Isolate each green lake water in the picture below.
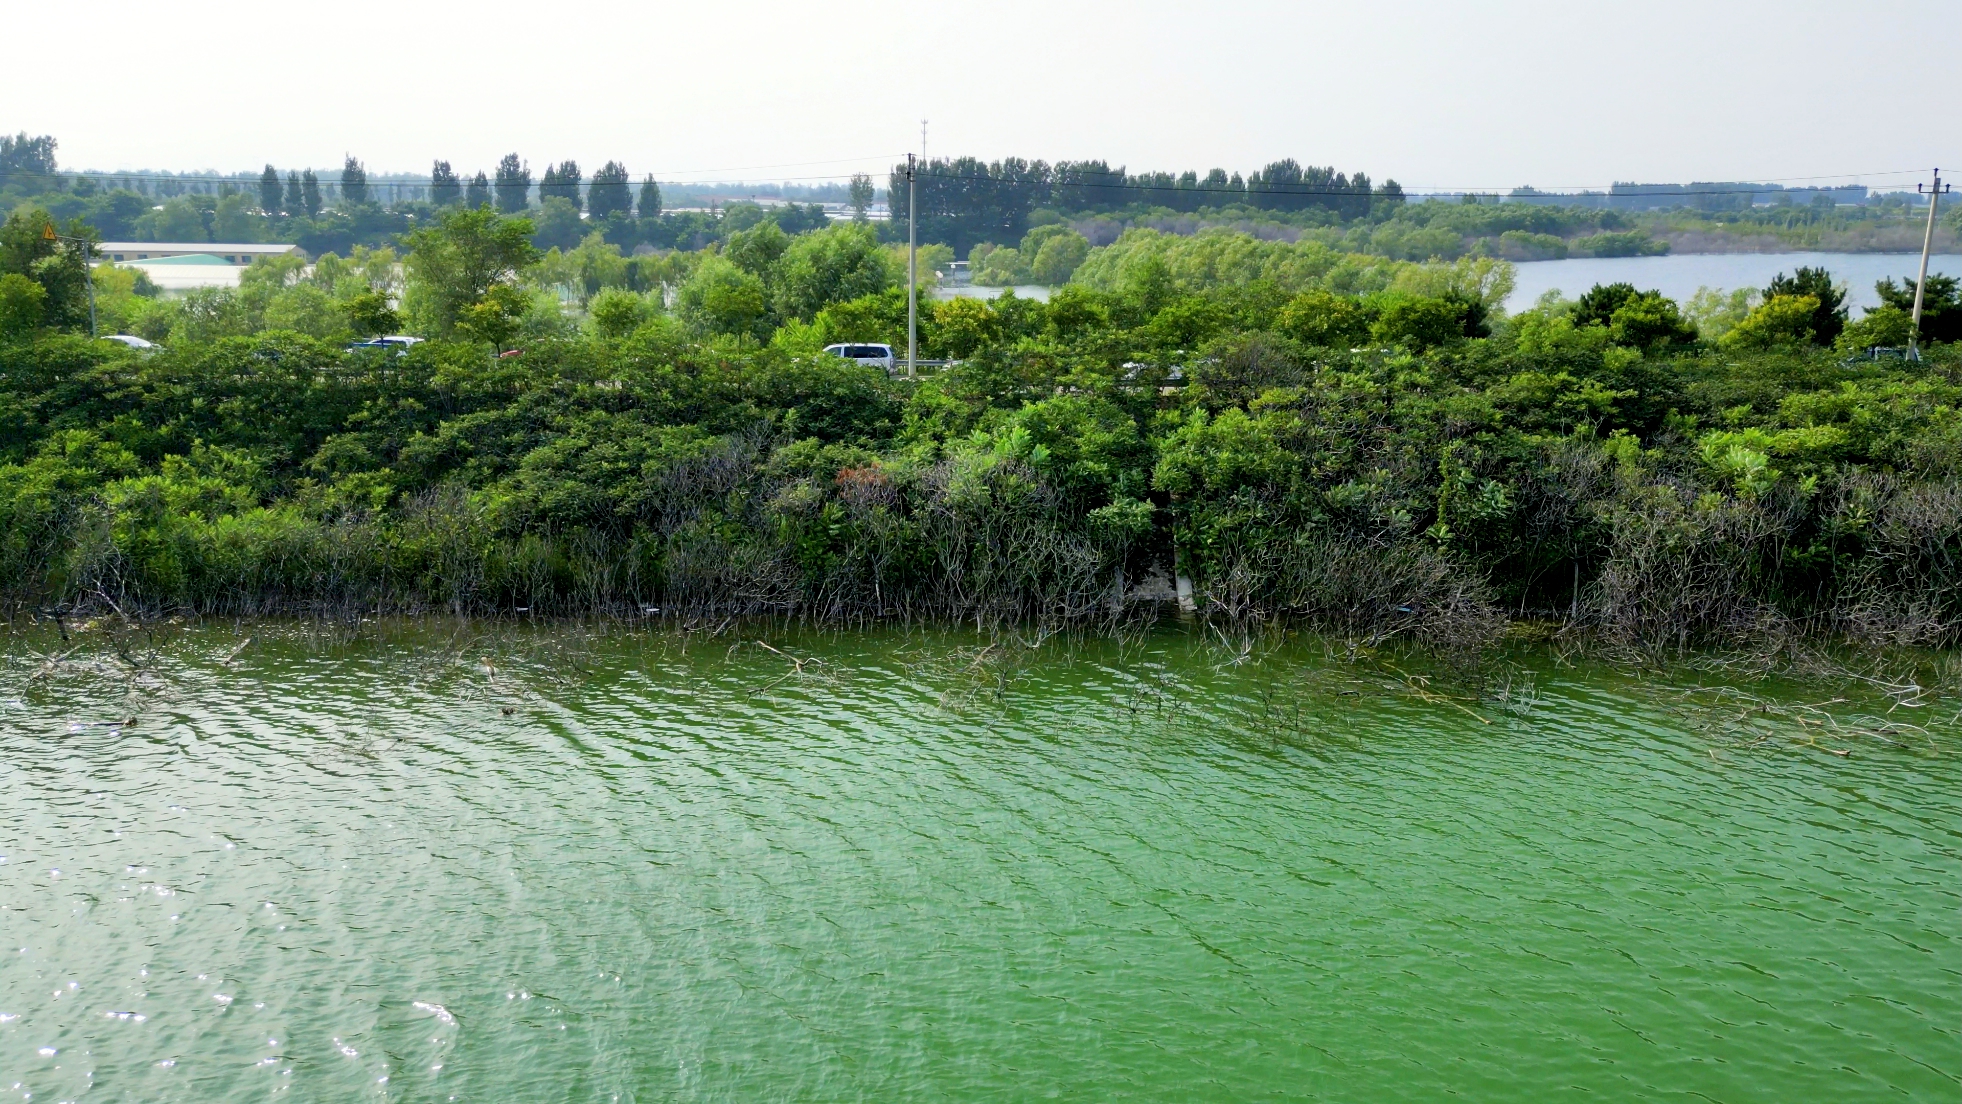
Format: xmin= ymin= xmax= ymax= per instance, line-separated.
xmin=1 ymin=624 xmax=1956 ymax=1101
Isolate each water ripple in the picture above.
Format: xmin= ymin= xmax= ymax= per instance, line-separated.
xmin=1 ymin=625 xmax=1955 ymax=1102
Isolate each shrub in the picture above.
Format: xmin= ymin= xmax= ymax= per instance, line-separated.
xmin=1720 ymin=295 xmax=1820 ymax=351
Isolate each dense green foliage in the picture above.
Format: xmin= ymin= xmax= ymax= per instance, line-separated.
xmin=2 ymin=199 xmax=1957 ymax=652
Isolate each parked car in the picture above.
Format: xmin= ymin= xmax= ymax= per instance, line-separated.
xmin=344 ymin=335 xmax=425 ymax=353
xmin=98 ymin=334 xmax=158 ymax=352
xmin=824 ymin=343 xmax=895 ymax=370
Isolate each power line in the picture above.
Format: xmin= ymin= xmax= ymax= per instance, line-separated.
xmin=1408 ymin=168 xmax=1940 ymax=190
xmin=0 ymin=154 xmax=910 ymax=188
xmin=881 ymin=168 xmax=1918 ymax=202
xmin=0 ymin=163 xmax=1934 ymax=199
xmin=877 ymin=160 xmax=1937 ymax=193
xmin=9 ymin=165 xmax=1924 ymax=210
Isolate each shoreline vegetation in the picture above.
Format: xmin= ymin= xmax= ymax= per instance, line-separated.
xmin=4 ymin=136 xmax=1960 ymax=662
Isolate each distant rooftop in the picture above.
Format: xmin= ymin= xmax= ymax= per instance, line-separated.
xmin=99 ymin=242 xmax=303 ymax=267
xmin=99 ymin=242 xmax=300 ymax=255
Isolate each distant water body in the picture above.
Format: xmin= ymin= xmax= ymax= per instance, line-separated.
xmin=936 ymin=254 xmax=1959 ymax=316
xmin=932 ymin=283 xmax=1052 ymax=302
xmin=1506 ymin=252 xmax=1961 ymax=313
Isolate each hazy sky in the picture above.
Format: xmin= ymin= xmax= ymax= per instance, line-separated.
xmin=10 ymin=0 xmax=1955 ymax=192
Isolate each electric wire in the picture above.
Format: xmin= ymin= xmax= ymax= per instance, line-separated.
xmin=0 ymin=163 xmax=1934 ymax=202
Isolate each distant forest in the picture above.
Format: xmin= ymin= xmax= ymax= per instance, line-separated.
xmin=1 ymin=131 xmax=1953 ymax=266
xmin=888 ymin=158 xmax=1393 ymax=255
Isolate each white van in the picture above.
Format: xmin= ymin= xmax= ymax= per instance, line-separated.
xmin=345 ymin=335 xmax=425 ymax=352
xmin=824 ymin=343 xmax=895 ymax=370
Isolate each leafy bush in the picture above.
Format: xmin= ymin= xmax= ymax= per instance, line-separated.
xmin=1720 ymin=295 xmax=1820 ymax=351
xmin=0 ymin=209 xmax=1953 ymax=650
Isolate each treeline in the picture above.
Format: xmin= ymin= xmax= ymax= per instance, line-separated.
xmin=889 ymin=157 xmax=1396 ymax=254
xmin=893 ymin=158 xmax=1676 ymax=268
xmin=893 ymin=152 xmax=1959 ymax=267
xmin=2 ymin=200 xmax=1958 ymax=653
xmin=0 ymin=134 xmax=861 ymax=260
xmin=12 ymin=129 xmax=1954 ymax=280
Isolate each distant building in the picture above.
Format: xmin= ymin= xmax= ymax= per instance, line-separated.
xmin=1500 ymin=183 xmax=1873 ymax=212
xmin=98 ymin=242 xmax=301 ymax=265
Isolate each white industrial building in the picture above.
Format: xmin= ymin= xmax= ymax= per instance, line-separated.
xmin=98 ymin=242 xmax=302 ymax=264
xmin=98 ymin=242 xmax=303 ymax=291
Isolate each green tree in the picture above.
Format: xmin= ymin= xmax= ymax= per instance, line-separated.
xmin=1369 ymin=294 xmax=1466 ymax=351
xmin=1719 ymin=294 xmax=1818 ymax=351
xmin=1682 ymin=287 xmax=1758 ymax=341
xmin=1876 ymin=274 xmax=1961 ymax=345
xmin=300 ymin=170 xmax=323 ymax=217
xmin=539 ymin=160 xmax=582 ymax=212
xmin=922 ymin=296 xmax=999 ymax=359
xmin=1573 ymin=282 xmax=1639 ymax=328
xmin=401 ymin=206 xmax=541 ymax=336
xmin=212 ymin=194 xmax=262 ymax=242
xmin=998 ymin=394 xmax=1152 ymax=506
xmin=340 ymin=156 xmax=368 ymax=206
xmin=970 ymin=243 xmax=1030 ymax=286
xmin=775 ymin=223 xmax=895 ymax=321
xmin=135 ymin=197 xmax=209 ymax=241
xmin=531 ymin=197 xmax=584 ymax=251
xmin=676 ymin=255 xmax=768 ymax=337
xmin=0 ymin=133 xmax=57 ymax=180
xmin=466 ymin=172 xmax=491 ymax=209
xmin=638 ymin=176 xmax=662 ymax=219
xmin=1763 ymin=266 xmax=1845 ymax=345
xmin=1030 ymin=229 xmax=1090 ymax=284
xmin=588 ymin=161 xmax=631 ymax=220
xmin=258 ymin=165 xmax=283 ymax=215
xmin=587 ymin=287 xmax=649 ymax=338
xmin=456 ymin=284 xmax=529 ymax=350
xmin=0 ymin=272 xmax=46 ymax=336
xmin=725 ymin=220 xmax=790 ymax=278
xmin=494 ymin=154 xmax=531 ymax=214
xmin=344 ymin=289 xmax=400 ymax=337
xmin=0 ymin=209 xmax=93 ymax=330
xmin=284 ymin=171 xmax=305 ymax=217
xmin=848 ymin=173 xmax=874 ymax=222
xmin=1607 ymin=292 xmax=1697 ymax=351
xmin=168 ymin=287 xmax=253 ymax=343
xmin=1276 ymin=289 xmax=1371 ymax=348
xmin=531 ymin=231 xmax=630 ymax=306
xmin=264 ymin=285 xmax=350 ymax=340
xmin=0 ymin=209 xmax=58 ymax=279
xmin=1120 ymin=255 xmax=1176 ymax=314
xmin=430 ymin=160 xmax=461 ymax=207
xmin=1834 ymin=305 xmax=1912 ymax=352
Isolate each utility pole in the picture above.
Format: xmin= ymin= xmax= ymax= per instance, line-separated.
xmin=46 ymin=223 xmax=97 ymax=338
xmin=81 ymin=237 xmax=96 ymax=338
xmin=907 ymin=152 xmax=917 ymax=379
xmin=1908 ymin=168 xmax=1950 ymax=361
